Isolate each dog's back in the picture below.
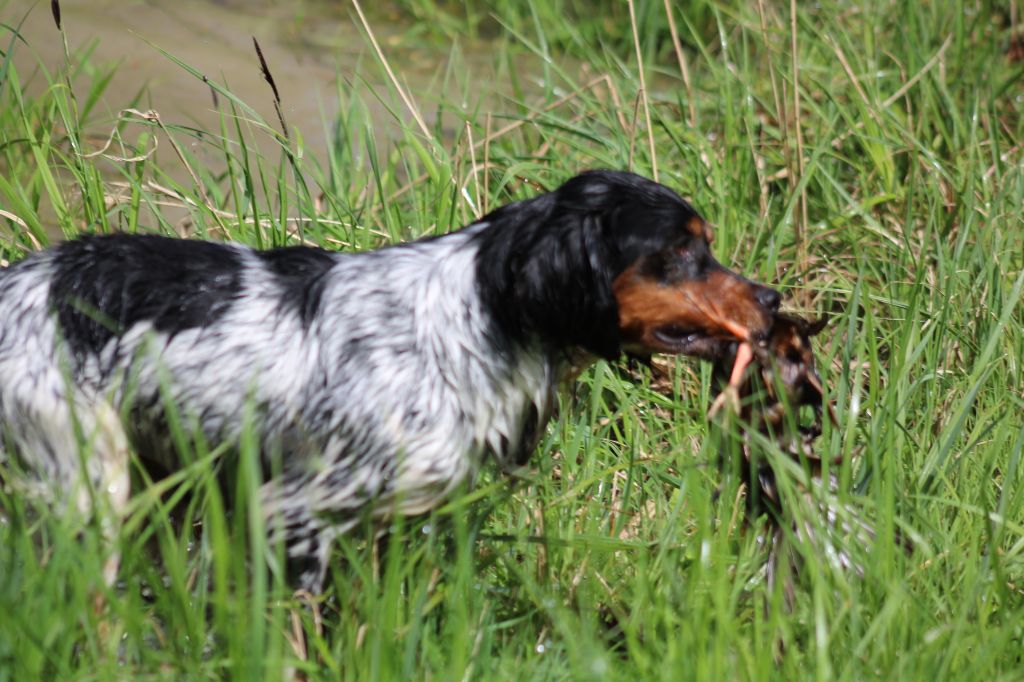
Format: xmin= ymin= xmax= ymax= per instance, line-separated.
xmin=0 ymin=237 xmax=325 ymax=487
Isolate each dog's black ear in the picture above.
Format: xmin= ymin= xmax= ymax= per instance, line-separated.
xmin=474 ymin=193 xmax=622 ymax=360
xmin=804 ymin=316 xmax=828 ymax=337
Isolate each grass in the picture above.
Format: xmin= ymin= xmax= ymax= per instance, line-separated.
xmin=1 ymin=0 xmax=1023 ymax=679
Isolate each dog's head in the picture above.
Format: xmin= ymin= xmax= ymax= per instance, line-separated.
xmin=475 ymin=170 xmax=780 ymax=360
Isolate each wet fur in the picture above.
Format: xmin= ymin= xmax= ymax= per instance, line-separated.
xmin=0 ymin=170 xmax=779 ymax=592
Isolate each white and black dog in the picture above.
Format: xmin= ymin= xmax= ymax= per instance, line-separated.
xmin=0 ymin=170 xmax=780 ymax=591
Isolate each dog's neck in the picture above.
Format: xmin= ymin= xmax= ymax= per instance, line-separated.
xmin=315 ymin=227 xmax=566 ymax=480
xmin=428 ymin=227 xmax=564 ymax=469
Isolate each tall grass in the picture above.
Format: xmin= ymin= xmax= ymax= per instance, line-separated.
xmin=1 ymin=0 xmax=1022 ymax=679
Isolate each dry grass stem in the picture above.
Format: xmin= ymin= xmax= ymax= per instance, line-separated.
xmin=627 ymin=89 xmax=642 ymax=173
xmin=350 ymin=0 xmax=432 ymax=143
xmin=80 ymin=108 xmax=160 ymax=163
xmin=252 ymin=36 xmax=291 ymax=143
xmin=483 ymin=112 xmax=492 ymax=214
xmin=465 ymin=120 xmax=482 ymax=219
xmin=628 ymin=0 xmax=658 ymax=180
xmin=789 ymin=0 xmax=807 ymax=257
xmin=386 ymin=75 xmax=622 ymax=208
xmin=662 ymin=0 xmax=696 ymax=128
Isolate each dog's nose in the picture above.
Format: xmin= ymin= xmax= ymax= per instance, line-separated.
xmin=755 ymin=286 xmax=782 ymax=312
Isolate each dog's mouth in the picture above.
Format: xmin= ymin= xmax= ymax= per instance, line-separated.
xmin=651 ymin=325 xmax=724 ymax=358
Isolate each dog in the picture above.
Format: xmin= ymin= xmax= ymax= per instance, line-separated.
xmin=0 ymin=170 xmax=781 ymax=592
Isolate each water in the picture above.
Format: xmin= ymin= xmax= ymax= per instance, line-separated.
xmin=2 ymin=0 xmax=539 ymax=229
xmin=5 ymin=0 xmax=499 ymax=145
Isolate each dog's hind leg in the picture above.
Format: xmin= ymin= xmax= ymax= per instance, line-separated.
xmin=2 ymin=388 xmax=131 ymax=587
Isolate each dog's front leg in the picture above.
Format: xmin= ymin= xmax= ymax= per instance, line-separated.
xmin=88 ymin=401 xmax=131 ymax=589
xmin=261 ymin=477 xmax=344 ymax=595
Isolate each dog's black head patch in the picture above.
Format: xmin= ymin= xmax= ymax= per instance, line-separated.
xmin=474 ymin=170 xmax=778 ymax=360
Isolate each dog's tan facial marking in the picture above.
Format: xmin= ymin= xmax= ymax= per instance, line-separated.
xmin=684 ymin=216 xmax=715 ymax=245
xmin=685 ymin=216 xmax=706 ymax=239
xmin=612 ymin=259 xmax=774 ymax=354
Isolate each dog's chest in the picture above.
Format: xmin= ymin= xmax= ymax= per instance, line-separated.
xmin=301 ymin=240 xmax=558 ymax=509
